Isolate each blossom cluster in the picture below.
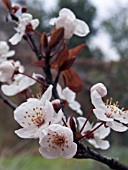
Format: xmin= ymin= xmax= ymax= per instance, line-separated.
xmin=0 ymin=41 xmax=35 ymax=95
xmin=1 ymin=2 xmax=128 ymax=161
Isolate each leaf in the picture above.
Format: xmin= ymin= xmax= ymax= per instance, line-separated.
xmin=41 ymin=32 xmax=48 ymax=48
xmin=51 ymin=47 xmax=69 ymax=70
xmin=2 ymin=0 xmax=12 ymax=11
xmin=69 ymin=116 xmax=77 ymax=133
xmin=62 ymin=69 xmax=82 ymax=93
xmin=49 ymin=28 xmax=64 ymax=49
xmin=33 ymin=60 xmax=45 ymax=67
xmin=59 ymin=57 xmax=76 ymax=71
xmin=68 ymin=43 xmax=86 ymax=59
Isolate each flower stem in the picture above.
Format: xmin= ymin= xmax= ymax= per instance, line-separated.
xmin=18 ymin=72 xmax=43 ymax=86
xmin=80 ymin=105 xmax=94 ymax=133
xmin=82 ymin=122 xmax=105 ymax=140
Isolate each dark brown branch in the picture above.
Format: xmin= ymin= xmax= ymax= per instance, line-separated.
xmin=27 ymin=34 xmax=61 ymax=98
xmin=74 ymin=142 xmax=128 ymax=170
xmin=26 ymin=34 xmax=43 ymax=61
xmin=27 ymin=34 xmax=66 ymax=116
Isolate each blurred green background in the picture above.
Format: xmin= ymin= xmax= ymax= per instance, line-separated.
xmin=0 ymin=0 xmax=128 ymax=169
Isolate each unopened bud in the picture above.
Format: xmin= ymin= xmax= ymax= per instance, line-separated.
xmin=52 ymin=99 xmax=61 ymax=112
xmin=22 ymin=6 xmax=27 ymax=13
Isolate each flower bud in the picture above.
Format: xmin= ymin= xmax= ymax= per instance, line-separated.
xmin=52 ymin=99 xmax=61 ymax=112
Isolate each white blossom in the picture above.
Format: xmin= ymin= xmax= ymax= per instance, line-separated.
xmin=14 ymin=85 xmax=64 ymax=138
xmin=1 ymin=74 xmax=35 ymax=96
xmin=9 ymin=13 xmax=39 ymax=45
xmin=39 ymin=124 xmax=77 ymax=159
xmin=0 ymin=41 xmax=15 ymax=62
xmin=91 ymin=84 xmax=128 ymax=132
xmin=77 ymin=117 xmax=110 ymax=150
xmin=57 ymin=84 xmax=83 ymax=115
xmin=0 ymin=60 xmax=15 ymax=83
xmin=49 ymin=8 xmax=89 ymax=39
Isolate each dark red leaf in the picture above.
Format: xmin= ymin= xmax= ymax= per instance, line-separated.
xmin=69 ymin=116 xmax=77 ymax=133
xmin=62 ymin=69 xmax=82 ymax=93
xmin=59 ymin=57 xmax=76 ymax=71
xmin=51 ymin=47 xmax=69 ymax=70
xmin=69 ymin=43 xmax=86 ymax=58
xmin=49 ymin=28 xmax=64 ymax=49
xmin=2 ymin=0 xmax=12 ymax=11
xmin=41 ymin=32 xmax=48 ymax=48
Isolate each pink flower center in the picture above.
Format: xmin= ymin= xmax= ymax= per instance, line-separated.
xmin=22 ymin=106 xmax=46 ymax=127
xmin=47 ymin=132 xmax=69 ymax=151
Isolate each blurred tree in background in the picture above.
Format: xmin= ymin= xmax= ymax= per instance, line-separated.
xmin=102 ymin=7 xmax=128 ymax=59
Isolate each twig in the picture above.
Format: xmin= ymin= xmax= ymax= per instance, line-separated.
xmin=75 ymin=142 xmax=128 ymax=170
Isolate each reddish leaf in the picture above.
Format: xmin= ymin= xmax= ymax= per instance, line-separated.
xmin=41 ymin=32 xmax=48 ymax=48
xmin=33 ymin=60 xmax=45 ymax=67
xmin=49 ymin=28 xmax=64 ymax=49
xmin=51 ymin=47 xmax=69 ymax=70
xmin=62 ymin=69 xmax=82 ymax=93
xmin=59 ymin=57 xmax=76 ymax=71
xmin=68 ymin=43 xmax=86 ymax=59
xmin=69 ymin=116 xmax=77 ymax=133
xmin=2 ymin=0 xmax=12 ymax=11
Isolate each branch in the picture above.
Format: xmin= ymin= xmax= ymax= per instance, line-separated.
xmin=26 ymin=34 xmax=43 ymax=61
xmin=27 ymin=34 xmax=61 ymax=98
xmin=74 ymin=142 xmax=128 ymax=170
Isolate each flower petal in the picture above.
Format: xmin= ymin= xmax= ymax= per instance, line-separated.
xmin=31 ymin=19 xmax=39 ymax=29
xmin=40 ymin=85 xmax=53 ymax=104
xmin=93 ymin=109 xmax=113 ymax=122
xmin=1 ymin=84 xmax=19 ymax=96
xmin=57 ymin=84 xmax=64 ymax=99
xmin=88 ymin=138 xmax=110 ymax=150
xmin=49 ymin=17 xmax=57 ymax=25
xmin=59 ymin=8 xmax=76 ymax=21
xmin=69 ymin=101 xmax=83 ymax=115
xmin=91 ymin=83 xmax=107 ymax=97
xmin=63 ymin=87 xmax=76 ymax=102
xmin=77 ymin=117 xmax=92 ymax=133
xmin=106 ymin=121 xmax=128 ymax=132
xmin=1 ymin=76 xmax=35 ymax=96
xmin=74 ymin=19 xmax=90 ymax=37
xmin=9 ymin=33 xmax=23 ymax=45
xmin=15 ymin=126 xmax=37 ymax=139
xmin=91 ymin=90 xmax=106 ymax=109
xmin=14 ymin=99 xmax=44 ymax=128
xmin=39 ymin=146 xmax=61 ymax=159
xmin=94 ymin=123 xmax=110 ymax=139
xmin=2 ymin=50 xmax=15 ymax=58
xmin=51 ymin=109 xmax=64 ymax=124
xmin=62 ymin=143 xmax=77 ymax=159
xmin=44 ymin=100 xmax=55 ymax=121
